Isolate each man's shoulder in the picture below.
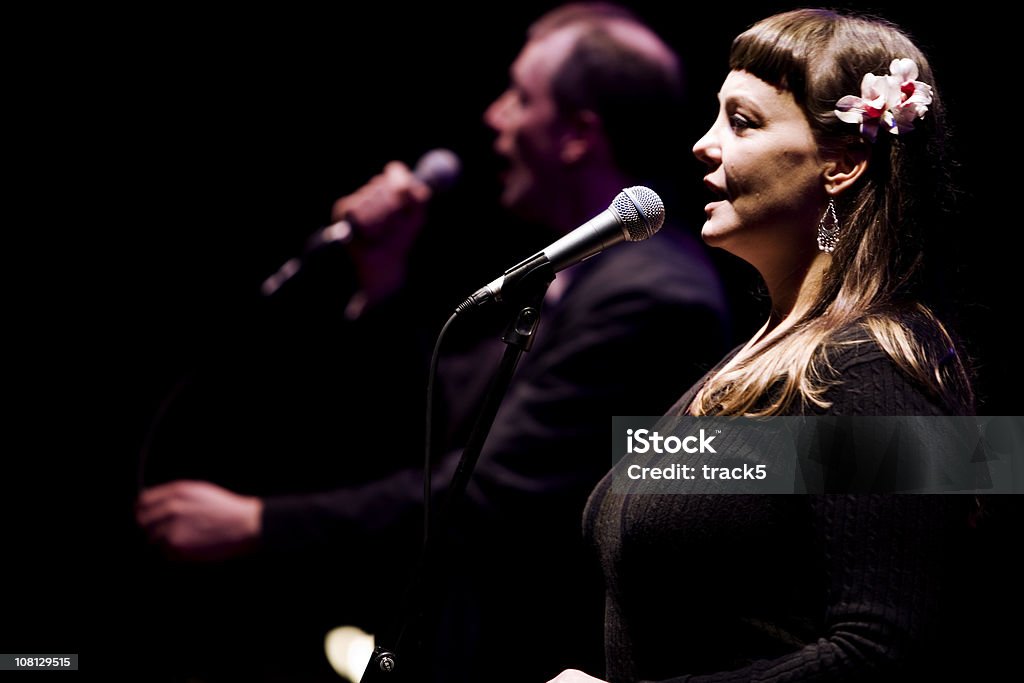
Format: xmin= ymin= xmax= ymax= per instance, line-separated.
xmin=572 ymin=224 xmax=726 ymax=310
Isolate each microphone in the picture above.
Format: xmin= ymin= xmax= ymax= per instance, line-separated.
xmin=261 ymin=148 xmax=462 ymax=296
xmin=457 ymin=186 xmax=664 ymax=312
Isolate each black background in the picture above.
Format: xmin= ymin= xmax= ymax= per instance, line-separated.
xmin=5 ymin=0 xmax=1017 ymax=673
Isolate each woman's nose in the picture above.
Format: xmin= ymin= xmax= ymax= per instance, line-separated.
xmin=693 ymin=125 xmax=720 ymax=166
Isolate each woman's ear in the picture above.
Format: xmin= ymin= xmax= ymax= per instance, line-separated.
xmin=823 ymin=143 xmax=869 ymax=195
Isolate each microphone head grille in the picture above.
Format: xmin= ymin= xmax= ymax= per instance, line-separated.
xmin=611 ymin=186 xmax=665 ymax=241
xmin=414 ymin=148 xmax=462 ymax=192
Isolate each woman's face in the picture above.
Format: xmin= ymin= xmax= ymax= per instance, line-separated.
xmin=693 ymin=70 xmax=828 ymax=271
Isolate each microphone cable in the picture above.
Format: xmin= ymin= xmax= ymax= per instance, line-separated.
xmin=421 ymin=310 xmax=458 ymax=549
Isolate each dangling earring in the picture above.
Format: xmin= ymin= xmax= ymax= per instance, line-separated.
xmin=817 ymin=197 xmax=840 ymax=253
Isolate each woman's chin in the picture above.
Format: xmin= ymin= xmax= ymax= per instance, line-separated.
xmin=700 ymin=223 xmax=732 ymax=248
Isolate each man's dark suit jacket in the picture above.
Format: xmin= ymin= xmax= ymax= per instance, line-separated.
xmin=262 ymin=224 xmax=731 ymax=682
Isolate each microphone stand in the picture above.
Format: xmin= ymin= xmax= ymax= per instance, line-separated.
xmin=360 ymin=262 xmax=555 ymax=682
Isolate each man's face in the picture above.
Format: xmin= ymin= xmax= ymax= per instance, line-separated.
xmin=484 ymin=29 xmax=577 ymax=224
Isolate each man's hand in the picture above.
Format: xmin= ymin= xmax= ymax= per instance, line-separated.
xmin=136 ymin=480 xmax=263 ymax=562
xmin=332 ymin=161 xmax=432 ymax=315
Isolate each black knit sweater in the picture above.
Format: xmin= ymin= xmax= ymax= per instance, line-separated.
xmin=583 ymin=333 xmax=978 ymax=682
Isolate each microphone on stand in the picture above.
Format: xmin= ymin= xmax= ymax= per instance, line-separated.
xmin=455 ymin=185 xmax=664 ymax=313
xmin=261 ymin=148 xmax=461 ymax=297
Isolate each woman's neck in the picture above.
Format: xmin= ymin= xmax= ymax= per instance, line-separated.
xmin=752 ymin=251 xmax=831 ymax=348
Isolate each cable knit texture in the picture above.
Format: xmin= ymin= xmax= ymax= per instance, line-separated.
xmin=583 ymin=327 xmax=977 ymax=682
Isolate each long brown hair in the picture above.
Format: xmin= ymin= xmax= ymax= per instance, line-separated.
xmin=692 ymin=9 xmax=973 ymax=416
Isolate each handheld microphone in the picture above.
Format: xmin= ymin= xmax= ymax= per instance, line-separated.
xmin=261 ymin=148 xmax=461 ymax=296
xmin=456 ymin=186 xmax=664 ymax=312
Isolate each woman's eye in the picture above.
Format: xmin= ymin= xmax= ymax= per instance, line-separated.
xmin=729 ymin=114 xmax=753 ymax=131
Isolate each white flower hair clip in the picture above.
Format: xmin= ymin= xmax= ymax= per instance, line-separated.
xmin=834 ymin=58 xmax=933 ymax=142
